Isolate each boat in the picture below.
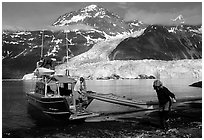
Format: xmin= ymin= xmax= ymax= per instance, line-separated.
xmin=25 ymin=30 xmax=99 ymax=121
xmin=26 ymin=71 xmax=99 ymax=121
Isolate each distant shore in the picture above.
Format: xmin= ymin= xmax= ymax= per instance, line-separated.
xmin=189 ymin=81 xmax=202 ymax=88
xmin=2 ymin=79 xmax=23 ymax=81
xmin=3 ymin=77 xmax=202 ymax=89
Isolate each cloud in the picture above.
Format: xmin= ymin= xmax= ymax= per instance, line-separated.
xmin=124 ymin=6 xmax=202 ymax=25
xmin=117 ymin=2 xmax=129 ymax=9
xmin=3 ymin=25 xmax=26 ymax=31
xmin=48 ymin=24 xmax=94 ymax=31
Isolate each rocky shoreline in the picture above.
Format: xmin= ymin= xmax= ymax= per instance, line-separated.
xmin=3 ymin=101 xmax=202 ymax=138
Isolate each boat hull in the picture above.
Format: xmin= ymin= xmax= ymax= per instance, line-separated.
xmin=26 ymin=92 xmax=99 ymax=122
xmin=26 ymin=93 xmax=72 ymax=121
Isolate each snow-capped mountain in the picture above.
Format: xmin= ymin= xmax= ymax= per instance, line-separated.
xmin=53 ymin=4 xmax=144 ymax=36
xmin=2 ymin=4 xmax=202 ymax=79
xmin=2 ymin=29 xmax=107 ymax=78
xmin=109 ymin=24 xmax=202 ymax=61
xmin=171 ymin=14 xmax=185 ymax=24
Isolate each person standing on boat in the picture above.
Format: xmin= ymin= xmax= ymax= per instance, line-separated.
xmin=74 ymin=77 xmax=88 ymax=106
xmin=153 ymin=80 xmax=176 ymax=130
xmin=40 ymin=56 xmax=53 ymax=69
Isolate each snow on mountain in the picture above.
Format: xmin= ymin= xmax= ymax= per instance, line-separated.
xmin=53 ymin=4 xmax=119 ymax=26
xmin=2 ymin=50 xmax=12 ymax=60
xmin=171 ymin=14 xmax=185 ymax=24
xmin=188 ymin=26 xmax=202 ymax=34
xmin=15 ymin=31 xmax=31 ymax=35
xmin=167 ymin=24 xmax=202 ymax=34
xmin=11 ymin=49 xmax=27 ymax=59
xmin=3 ymin=5 xmax=202 ymax=80
xmin=52 ymin=4 xmax=136 ymax=36
xmin=18 ymin=26 xmax=201 ymax=80
xmin=58 ymin=29 xmax=145 ymax=67
xmin=53 ymin=5 xmax=97 ymax=26
xmin=52 ymin=28 xmax=201 ymax=80
xmin=109 ymin=24 xmax=202 ymax=61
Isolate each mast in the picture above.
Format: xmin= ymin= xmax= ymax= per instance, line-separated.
xmin=66 ymin=31 xmax=68 ymax=64
xmin=41 ymin=30 xmax=44 ymax=58
xmin=65 ymin=31 xmax=69 ymax=76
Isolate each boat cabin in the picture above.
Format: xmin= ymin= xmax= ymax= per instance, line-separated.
xmin=34 ymin=75 xmax=77 ymax=107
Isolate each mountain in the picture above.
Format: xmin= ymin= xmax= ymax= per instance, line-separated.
xmin=109 ymin=24 xmax=202 ymax=60
xmin=2 ymin=4 xmax=202 ymax=79
xmin=2 ymin=4 xmax=146 ymax=79
xmin=53 ymin=4 xmax=145 ymax=36
xmin=2 ymin=29 xmax=107 ymax=78
xmin=171 ymin=14 xmax=185 ymax=24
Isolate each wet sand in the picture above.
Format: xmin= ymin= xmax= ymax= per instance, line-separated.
xmin=2 ymin=101 xmax=202 ymax=138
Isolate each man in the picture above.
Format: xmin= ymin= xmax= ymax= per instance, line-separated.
xmin=73 ymin=77 xmax=88 ymax=108
xmin=74 ymin=77 xmax=87 ymax=95
xmin=40 ymin=56 xmax=53 ymax=69
xmin=153 ymin=80 xmax=176 ymax=130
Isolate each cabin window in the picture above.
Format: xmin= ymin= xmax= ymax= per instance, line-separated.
xmin=50 ymin=83 xmax=58 ymax=92
xmin=47 ymin=85 xmax=55 ymax=95
xmin=35 ymin=81 xmax=45 ymax=95
xmin=59 ymin=83 xmax=72 ymax=96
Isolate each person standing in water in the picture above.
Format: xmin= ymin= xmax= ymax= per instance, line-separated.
xmin=153 ymin=79 xmax=176 ymax=130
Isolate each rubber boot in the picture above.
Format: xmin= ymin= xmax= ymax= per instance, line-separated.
xmin=163 ymin=111 xmax=170 ymax=130
xmin=159 ymin=111 xmax=165 ymax=129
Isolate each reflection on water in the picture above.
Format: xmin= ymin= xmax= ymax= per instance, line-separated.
xmin=2 ymin=78 xmax=202 ymax=135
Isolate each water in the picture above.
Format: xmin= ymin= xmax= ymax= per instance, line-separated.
xmin=2 ymin=78 xmax=202 ymax=137
xmin=2 ymin=81 xmax=35 ymax=131
xmin=86 ymin=79 xmax=202 ymax=113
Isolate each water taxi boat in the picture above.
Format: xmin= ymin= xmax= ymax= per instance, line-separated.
xmin=26 ymin=69 xmax=98 ymax=121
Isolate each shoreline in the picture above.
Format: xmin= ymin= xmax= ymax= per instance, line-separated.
xmin=3 ymin=78 xmax=202 ymax=88
xmin=2 ymin=101 xmax=202 ymax=138
xmin=2 ymin=79 xmax=23 ymax=81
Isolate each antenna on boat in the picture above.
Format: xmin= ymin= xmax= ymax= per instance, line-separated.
xmin=66 ymin=31 xmax=68 ymax=64
xmin=41 ymin=30 xmax=44 ymax=58
xmin=65 ymin=30 xmax=69 ymax=76
xmin=36 ymin=30 xmax=44 ymax=68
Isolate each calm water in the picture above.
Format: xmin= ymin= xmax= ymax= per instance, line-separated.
xmin=2 ymin=78 xmax=202 ymax=137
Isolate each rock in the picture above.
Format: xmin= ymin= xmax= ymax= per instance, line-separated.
xmin=137 ymin=74 xmax=156 ymax=79
xmin=166 ymin=128 xmax=179 ymax=134
xmin=189 ymin=81 xmax=202 ymax=88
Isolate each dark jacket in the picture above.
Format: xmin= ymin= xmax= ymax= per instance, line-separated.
xmin=155 ymin=86 xmax=175 ymax=105
xmin=40 ymin=57 xmax=53 ymax=68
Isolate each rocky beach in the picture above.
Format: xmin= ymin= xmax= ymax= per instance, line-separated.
xmin=3 ymin=99 xmax=202 ymax=138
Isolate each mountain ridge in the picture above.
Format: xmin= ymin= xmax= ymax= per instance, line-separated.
xmin=2 ymin=4 xmax=202 ymax=79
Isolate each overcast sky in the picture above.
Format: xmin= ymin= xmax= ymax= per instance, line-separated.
xmin=2 ymin=2 xmax=202 ymax=30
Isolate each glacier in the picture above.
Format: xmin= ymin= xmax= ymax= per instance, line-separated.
xmin=22 ymin=29 xmax=202 ymax=81
xmin=55 ymin=59 xmax=202 ymax=80
xmin=22 ymin=59 xmax=202 ymax=80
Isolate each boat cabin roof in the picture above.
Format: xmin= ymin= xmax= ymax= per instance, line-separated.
xmin=51 ymin=75 xmax=76 ymax=84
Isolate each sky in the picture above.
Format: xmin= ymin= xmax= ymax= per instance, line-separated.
xmin=2 ymin=1 xmax=202 ymax=30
